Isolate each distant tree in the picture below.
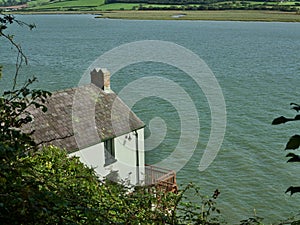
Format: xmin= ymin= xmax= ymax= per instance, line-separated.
xmin=0 ymin=0 xmax=30 ymax=7
xmin=272 ymin=103 xmax=300 ymax=195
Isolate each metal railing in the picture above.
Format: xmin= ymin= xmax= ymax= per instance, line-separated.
xmin=145 ymin=164 xmax=177 ymax=193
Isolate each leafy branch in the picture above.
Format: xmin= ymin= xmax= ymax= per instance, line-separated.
xmin=0 ymin=14 xmax=35 ymax=89
xmin=272 ymin=102 xmax=300 ymax=195
xmin=0 ymin=14 xmax=50 ymax=159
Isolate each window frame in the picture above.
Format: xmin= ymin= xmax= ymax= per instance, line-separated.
xmin=104 ymin=138 xmax=116 ymax=166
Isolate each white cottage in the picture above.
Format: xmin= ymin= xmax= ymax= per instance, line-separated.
xmin=24 ymin=68 xmax=145 ymax=185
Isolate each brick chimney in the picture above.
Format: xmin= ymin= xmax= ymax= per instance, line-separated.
xmin=90 ymin=68 xmax=111 ymax=93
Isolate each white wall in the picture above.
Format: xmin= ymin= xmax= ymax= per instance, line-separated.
xmin=69 ymin=128 xmax=145 ymax=185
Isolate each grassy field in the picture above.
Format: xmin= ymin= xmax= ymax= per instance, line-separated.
xmin=27 ymin=0 xmax=105 ymax=10
xmin=98 ymin=3 xmax=139 ymax=10
xmin=9 ymin=0 xmax=298 ymax=11
xmin=96 ymin=10 xmax=300 ymax=22
xmin=2 ymin=0 xmax=299 ymax=22
xmin=25 ymin=0 xmax=178 ymax=11
xmin=11 ymin=9 xmax=300 ymax=22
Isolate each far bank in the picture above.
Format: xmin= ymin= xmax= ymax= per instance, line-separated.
xmin=9 ymin=10 xmax=300 ymax=22
xmin=96 ymin=10 xmax=300 ymax=22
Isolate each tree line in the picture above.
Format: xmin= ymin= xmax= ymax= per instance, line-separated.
xmin=105 ymin=0 xmax=300 ymax=12
xmin=105 ymin=0 xmax=299 ymax=5
xmin=105 ymin=0 xmax=294 ymax=4
xmin=134 ymin=3 xmax=299 ymax=12
xmin=0 ymin=0 xmax=28 ymax=7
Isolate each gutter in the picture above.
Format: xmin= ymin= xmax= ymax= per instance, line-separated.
xmin=134 ymin=130 xmax=139 ymax=185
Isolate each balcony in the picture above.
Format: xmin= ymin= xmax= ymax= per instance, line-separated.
xmin=145 ymin=164 xmax=177 ymax=193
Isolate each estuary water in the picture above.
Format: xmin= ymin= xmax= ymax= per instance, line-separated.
xmin=0 ymin=14 xmax=300 ymax=223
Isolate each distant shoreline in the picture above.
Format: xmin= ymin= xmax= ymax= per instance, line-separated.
xmin=10 ymin=10 xmax=300 ymax=22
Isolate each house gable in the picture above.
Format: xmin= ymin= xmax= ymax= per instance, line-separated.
xmin=23 ymin=79 xmax=145 ymax=153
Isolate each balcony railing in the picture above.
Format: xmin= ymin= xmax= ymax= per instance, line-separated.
xmin=145 ymin=164 xmax=177 ymax=193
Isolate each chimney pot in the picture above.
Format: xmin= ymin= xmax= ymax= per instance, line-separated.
xmin=90 ymin=68 xmax=111 ymax=93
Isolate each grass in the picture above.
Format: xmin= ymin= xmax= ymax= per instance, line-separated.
xmin=26 ymin=1 xmax=178 ymax=11
xmin=3 ymin=0 xmax=299 ymax=22
xmin=12 ymin=9 xmax=300 ymax=22
xmin=20 ymin=0 xmax=300 ymax=11
xmin=27 ymin=0 xmax=49 ymax=7
xmin=27 ymin=0 xmax=105 ymax=10
xmin=96 ymin=10 xmax=300 ymax=22
xmin=99 ymin=3 xmax=138 ymax=10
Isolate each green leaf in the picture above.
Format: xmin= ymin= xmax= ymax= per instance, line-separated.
xmin=291 ymin=103 xmax=300 ymax=112
xmin=294 ymin=114 xmax=300 ymax=120
xmin=0 ymin=24 xmax=7 ymax=31
xmin=272 ymin=116 xmax=289 ymax=125
xmin=285 ymin=135 xmax=300 ymax=150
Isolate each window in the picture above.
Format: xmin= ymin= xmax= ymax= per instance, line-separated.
xmin=104 ymin=138 xmax=116 ymax=166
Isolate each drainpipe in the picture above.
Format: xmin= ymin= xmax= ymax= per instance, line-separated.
xmin=134 ymin=130 xmax=139 ymax=185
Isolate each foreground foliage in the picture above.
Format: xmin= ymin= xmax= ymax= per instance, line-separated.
xmin=0 ymin=144 xmax=223 ymax=224
xmin=272 ymin=103 xmax=300 ymax=225
xmin=272 ymin=103 xmax=300 ymax=195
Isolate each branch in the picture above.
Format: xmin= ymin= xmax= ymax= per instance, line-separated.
xmin=285 ymin=135 xmax=300 ymax=150
xmin=272 ymin=115 xmax=300 ymax=125
xmin=285 ymin=186 xmax=300 ymax=196
xmin=286 ymin=153 xmax=300 ymax=162
xmin=0 ymin=30 xmax=28 ymax=89
xmin=0 ymin=14 xmax=36 ymax=89
xmin=291 ymin=103 xmax=300 ymax=112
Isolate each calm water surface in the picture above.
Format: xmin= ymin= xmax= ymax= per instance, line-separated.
xmin=1 ymin=14 xmax=300 ymax=223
